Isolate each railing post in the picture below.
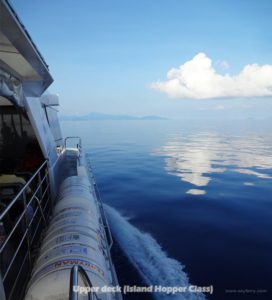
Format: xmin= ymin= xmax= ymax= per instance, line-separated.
xmin=0 ymin=272 xmax=6 ymax=300
xmin=69 ymin=265 xmax=99 ymax=300
xmin=69 ymin=265 xmax=78 ymax=300
xmin=45 ymin=161 xmax=52 ymax=213
xmin=22 ymin=191 xmax=32 ymax=268
xmin=38 ymin=169 xmax=43 ymax=200
xmin=34 ymin=196 xmax=47 ymax=226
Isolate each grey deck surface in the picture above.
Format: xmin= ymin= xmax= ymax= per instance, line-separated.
xmin=61 ymin=149 xmax=78 ymax=180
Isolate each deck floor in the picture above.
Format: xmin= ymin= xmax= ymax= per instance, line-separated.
xmin=60 ymin=149 xmax=78 ymax=180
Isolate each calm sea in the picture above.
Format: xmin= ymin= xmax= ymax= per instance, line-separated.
xmin=61 ymin=119 xmax=272 ymax=300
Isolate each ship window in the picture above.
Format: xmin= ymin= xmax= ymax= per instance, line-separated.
xmin=0 ymin=101 xmax=43 ymax=178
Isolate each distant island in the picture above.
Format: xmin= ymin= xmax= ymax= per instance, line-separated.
xmin=60 ymin=112 xmax=168 ymax=121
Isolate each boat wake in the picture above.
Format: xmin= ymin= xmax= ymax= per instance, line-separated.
xmin=104 ymin=205 xmax=205 ymax=300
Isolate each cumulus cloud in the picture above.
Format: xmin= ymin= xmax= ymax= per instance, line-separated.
xmin=219 ymin=60 xmax=229 ymax=70
xmin=151 ymin=53 xmax=272 ymax=99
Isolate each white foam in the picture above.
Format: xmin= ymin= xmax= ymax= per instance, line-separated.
xmin=104 ymin=204 xmax=206 ymax=300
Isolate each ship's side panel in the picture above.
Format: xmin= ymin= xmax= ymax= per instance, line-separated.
xmin=25 ymin=97 xmax=57 ymax=163
xmin=44 ymin=106 xmax=63 ymax=149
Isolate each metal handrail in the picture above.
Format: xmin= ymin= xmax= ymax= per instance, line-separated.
xmin=94 ymin=182 xmax=113 ymax=250
xmin=0 ymin=272 xmax=6 ymax=300
xmin=86 ymin=161 xmax=113 ymax=250
xmin=0 ymin=160 xmax=47 ymax=220
xmin=0 ymin=160 xmax=51 ymax=300
xmin=33 ymin=195 xmax=47 ymax=226
xmin=86 ymin=160 xmax=123 ymax=300
xmin=69 ymin=265 xmax=99 ymax=300
xmin=64 ymin=136 xmax=82 ymax=150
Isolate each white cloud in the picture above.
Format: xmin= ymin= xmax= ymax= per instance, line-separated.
xmin=151 ymin=52 xmax=272 ymax=99
xmin=219 ymin=60 xmax=229 ymax=70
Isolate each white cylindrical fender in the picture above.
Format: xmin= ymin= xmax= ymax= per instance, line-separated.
xmin=32 ymin=245 xmax=108 ymax=279
xmin=46 ymin=217 xmax=101 ymax=236
xmin=29 ymin=257 xmax=110 ymax=286
xmin=45 ymin=224 xmax=102 ymax=242
xmin=54 ymin=196 xmax=99 ymax=217
xmin=25 ymin=266 xmax=112 ymax=300
xmin=34 ymin=244 xmax=104 ymax=268
xmin=44 ymin=221 xmax=103 ymax=243
xmin=60 ymin=176 xmax=91 ymax=189
xmin=51 ymin=209 xmax=97 ymax=224
xmin=53 ymin=206 xmax=95 ymax=220
xmin=40 ymin=232 xmax=101 ymax=253
xmin=25 ymin=172 xmax=115 ymax=300
xmin=58 ymin=185 xmax=92 ymax=199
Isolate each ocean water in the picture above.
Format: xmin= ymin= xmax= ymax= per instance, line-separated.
xmin=61 ymin=119 xmax=272 ymax=300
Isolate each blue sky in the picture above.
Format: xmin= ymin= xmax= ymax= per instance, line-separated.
xmin=11 ymin=0 xmax=272 ymax=118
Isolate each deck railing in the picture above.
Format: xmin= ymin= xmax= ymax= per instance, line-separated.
xmin=69 ymin=265 xmax=99 ymax=300
xmin=64 ymin=136 xmax=82 ymax=151
xmin=0 ymin=160 xmax=51 ymax=300
xmin=86 ymin=159 xmax=123 ymax=300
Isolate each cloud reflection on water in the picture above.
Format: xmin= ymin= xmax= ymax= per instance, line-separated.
xmin=154 ymin=133 xmax=272 ymax=195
